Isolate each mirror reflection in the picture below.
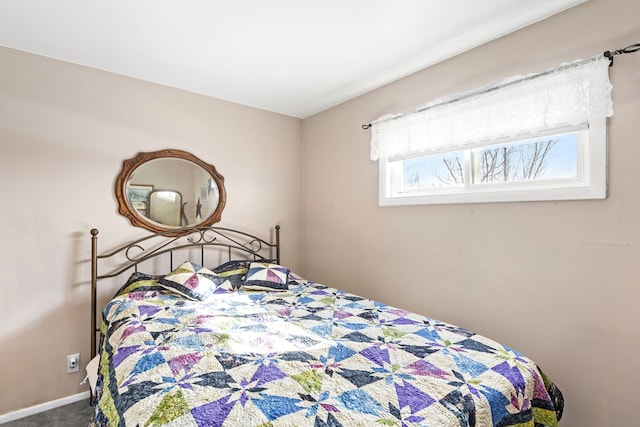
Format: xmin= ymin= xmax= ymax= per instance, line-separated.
xmin=149 ymin=190 xmax=182 ymax=226
xmin=127 ymin=158 xmax=219 ymax=227
xmin=115 ymin=149 xmax=226 ymax=235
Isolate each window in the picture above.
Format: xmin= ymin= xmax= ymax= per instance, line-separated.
xmin=381 ymin=126 xmax=606 ymax=205
xmin=371 ymin=55 xmax=613 ymax=206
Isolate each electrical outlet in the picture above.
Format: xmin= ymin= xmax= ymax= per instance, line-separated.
xmin=67 ymin=353 xmax=80 ymax=373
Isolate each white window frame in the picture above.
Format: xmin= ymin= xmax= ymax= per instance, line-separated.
xmin=379 ymin=122 xmax=607 ymax=206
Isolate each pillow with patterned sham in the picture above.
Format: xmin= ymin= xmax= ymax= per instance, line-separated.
xmin=212 ymin=260 xmax=252 ymax=290
xmin=158 ymin=261 xmax=225 ymax=300
xmin=114 ymin=272 xmax=161 ymax=297
xmin=243 ymin=262 xmax=290 ymax=291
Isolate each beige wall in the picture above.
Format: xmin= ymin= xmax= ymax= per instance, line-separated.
xmin=0 ymin=46 xmax=302 ymax=414
xmin=302 ymin=0 xmax=640 ymax=426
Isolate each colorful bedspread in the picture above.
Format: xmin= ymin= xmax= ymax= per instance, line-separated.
xmin=93 ymin=274 xmax=562 ymax=427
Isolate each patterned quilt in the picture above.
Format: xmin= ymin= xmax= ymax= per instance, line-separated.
xmin=92 ymin=272 xmax=563 ymax=427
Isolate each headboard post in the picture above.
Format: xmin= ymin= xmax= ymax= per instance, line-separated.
xmin=275 ymin=225 xmax=280 ymax=264
xmin=90 ymin=228 xmax=99 ymax=358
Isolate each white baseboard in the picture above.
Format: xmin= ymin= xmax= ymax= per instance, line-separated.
xmin=0 ymin=391 xmax=90 ymax=424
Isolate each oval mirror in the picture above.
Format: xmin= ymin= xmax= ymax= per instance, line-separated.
xmin=115 ymin=149 xmax=226 ymax=234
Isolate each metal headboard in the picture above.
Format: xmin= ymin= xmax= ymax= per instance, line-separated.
xmin=90 ymin=225 xmax=280 ymax=358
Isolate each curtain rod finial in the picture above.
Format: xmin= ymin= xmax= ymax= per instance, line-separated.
xmin=604 ymin=42 xmax=640 ymax=67
xmin=362 ymin=123 xmax=372 ymax=130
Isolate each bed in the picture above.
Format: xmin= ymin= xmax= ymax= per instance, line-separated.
xmin=89 ymin=225 xmax=563 ymax=427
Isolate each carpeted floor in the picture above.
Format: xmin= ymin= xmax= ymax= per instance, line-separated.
xmin=2 ymin=400 xmax=93 ymax=426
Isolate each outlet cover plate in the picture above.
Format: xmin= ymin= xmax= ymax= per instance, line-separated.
xmin=67 ymin=353 xmax=80 ymax=373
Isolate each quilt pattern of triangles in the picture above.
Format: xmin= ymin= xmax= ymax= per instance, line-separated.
xmin=93 ymin=275 xmax=561 ymax=426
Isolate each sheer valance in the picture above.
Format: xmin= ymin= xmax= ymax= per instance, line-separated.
xmin=370 ymin=55 xmax=613 ymax=161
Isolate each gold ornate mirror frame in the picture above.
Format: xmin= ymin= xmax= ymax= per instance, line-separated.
xmin=115 ymin=149 xmax=226 ymax=235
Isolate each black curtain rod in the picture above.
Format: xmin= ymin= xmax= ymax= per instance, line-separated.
xmin=362 ymin=42 xmax=640 ymax=130
xmin=603 ymin=42 xmax=640 ymax=66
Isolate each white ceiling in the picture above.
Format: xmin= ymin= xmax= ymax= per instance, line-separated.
xmin=0 ymin=0 xmax=586 ymax=118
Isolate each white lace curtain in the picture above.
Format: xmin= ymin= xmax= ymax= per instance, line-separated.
xmin=370 ymin=55 xmax=613 ymax=161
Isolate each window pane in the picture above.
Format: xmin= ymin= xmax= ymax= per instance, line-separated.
xmin=402 ymin=151 xmax=465 ymax=190
xmin=473 ymin=133 xmax=578 ymax=184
